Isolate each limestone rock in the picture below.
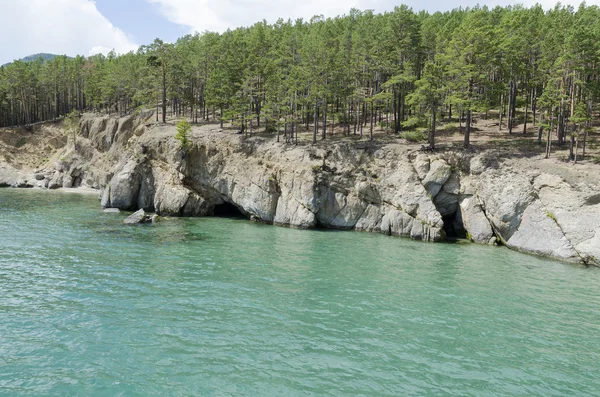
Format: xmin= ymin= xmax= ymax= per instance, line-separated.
xmin=5 ymin=110 xmax=599 ymax=265
xmin=124 ymin=209 xmax=150 ymax=224
xmin=413 ymin=154 xmax=431 ymax=180
xmin=458 ymin=196 xmax=495 ymax=244
xmin=422 ymin=159 xmax=453 ymax=197
xmin=273 ymin=198 xmax=316 ymax=228
xmin=109 ymin=161 xmax=141 ymax=210
xmin=101 ymin=187 xmax=111 ymax=207
xmin=506 ymin=201 xmax=580 ymax=262
xmin=154 ymin=183 xmax=211 ymax=216
xmin=477 ymin=171 xmax=536 ymax=241
xmin=48 ymin=172 xmax=63 ymax=189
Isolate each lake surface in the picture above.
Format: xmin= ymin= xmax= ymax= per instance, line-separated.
xmin=1 ymin=189 xmax=600 ymax=396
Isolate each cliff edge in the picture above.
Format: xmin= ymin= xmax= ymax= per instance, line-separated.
xmin=1 ymin=112 xmax=599 ymax=266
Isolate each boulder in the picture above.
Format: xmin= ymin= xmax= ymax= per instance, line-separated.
xmin=458 ymin=196 xmax=495 ymax=244
xmin=154 ymin=183 xmax=211 ymax=216
xmin=48 ymin=172 xmax=63 ymax=190
xmin=124 ymin=209 xmax=151 ymax=224
xmin=477 ymin=171 xmax=536 ymax=241
xmin=422 ymin=159 xmax=453 ymax=197
xmin=506 ymin=201 xmax=580 ymax=262
xmin=108 ymin=161 xmax=141 ymax=210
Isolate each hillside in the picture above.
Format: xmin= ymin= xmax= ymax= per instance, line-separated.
xmin=2 ymin=53 xmax=63 ymax=67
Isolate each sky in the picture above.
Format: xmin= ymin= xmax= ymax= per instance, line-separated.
xmin=0 ymin=0 xmax=597 ymax=65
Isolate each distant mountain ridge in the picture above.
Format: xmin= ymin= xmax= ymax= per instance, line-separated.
xmin=2 ymin=53 xmax=65 ymax=67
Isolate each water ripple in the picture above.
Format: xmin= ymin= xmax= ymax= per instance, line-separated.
xmin=1 ymin=189 xmax=600 ymax=396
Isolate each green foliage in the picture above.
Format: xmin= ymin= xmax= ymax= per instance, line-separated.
xmin=15 ymin=137 xmax=27 ymax=148
xmin=439 ymin=122 xmax=459 ymax=131
xmin=64 ymin=110 xmax=80 ymax=147
xmin=0 ymin=2 xmax=599 ymax=155
xmin=402 ymin=117 xmax=426 ymax=130
xmin=175 ymin=120 xmax=191 ymax=149
xmin=571 ymin=102 xmax=591 ymax=126
xmin=400 ymin=130 xmax=426 ymax=142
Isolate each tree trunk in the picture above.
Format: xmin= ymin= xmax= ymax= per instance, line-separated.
xmin=322 ymin=101 xmax=327 ymax=140
xmin=161 ymin=67 xmax=167 ymax=124
xmin=532 ymin=87 xmax=537 ymax=126
xmin=464 ymin=109 xmax=471 ymax=148
xmin=313 ymin=102 xmax=318 ymax=145
xmin=545 ymin=126 xmax=551 ymax=159
xmin=369 ymin=101 xmax=374 ymax=141
xmin=499 ymin=93 xmax=503 ymax=131
xmin=386 ymin=99 xmax=390 ymax=132
xmin=569 ymin=133 xmax=575 ymax=161
xmin=429 ymin=107 xmax=436 ymax=150
xmin=523 ymin=85 xmax=529 ymax=134
xmin=582 ymin=129 xmax=588 ymax=160
xmin=508 ymin=80 xmax=515 ymax=134
xmin=393 ymin=88 xmax=399 ymax=133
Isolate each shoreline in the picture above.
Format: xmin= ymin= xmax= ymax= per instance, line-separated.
xmin=1 ymin=186 xmax=100 ymax=196
xmin=1 ymin=184 xmax=596 ymax=269
xmin=1 ymin=113 xmax=598 ymax=268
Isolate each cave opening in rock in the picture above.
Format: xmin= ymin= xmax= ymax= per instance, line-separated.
xmin=213 ymin=201 xmax=246 ymax=219
xmin=442 ymin=212 xmax=466 ymax=240
xmin=314 ymin=219 xmax=327 ymax=230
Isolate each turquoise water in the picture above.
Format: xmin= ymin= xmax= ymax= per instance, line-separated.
xmin=1 ymin=189 xmax=600 ymax=396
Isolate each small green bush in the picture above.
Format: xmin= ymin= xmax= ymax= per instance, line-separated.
xmin=15 ymin=137 xmax=27 ymax=148
xmin=439 ymin=122 xmax=459 ymax=131
xmin=175 ymin=120 xmax=191 ymax=150
xmin=402 ymin=116 xmax=426 ymax=130
xmin=400 ymin=130 xmax=426 ymax=142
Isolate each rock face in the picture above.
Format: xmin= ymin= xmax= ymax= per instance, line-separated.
xmin=2 ymin=112 xmax=599 ymax=267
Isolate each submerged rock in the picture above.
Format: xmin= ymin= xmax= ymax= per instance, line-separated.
xmin=103 ymin=208 xmax=120 ymax=213
xmin=124 ymin=209 xmax=152 ymax=224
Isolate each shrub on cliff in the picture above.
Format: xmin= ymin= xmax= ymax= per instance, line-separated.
xmin=175 ymin=120 xmax=191 ymax=150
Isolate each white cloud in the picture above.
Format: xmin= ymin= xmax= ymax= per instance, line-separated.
xmin=0 ymin=0 xmax=138 ymax=65
xmin=148 ymin=0 xmax=600 ymax=34
xmin=147 ymin=0 xmax=363 ymax=33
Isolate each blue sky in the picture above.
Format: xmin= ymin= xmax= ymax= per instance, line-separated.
xmin=94 ymin=0 xmax=185 ymax=45
xmin=0 ymin=0 xmax=596 ymax=65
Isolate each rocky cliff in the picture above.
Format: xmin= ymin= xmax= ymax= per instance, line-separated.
xmin=2 ymin=112 xmax=599 ymax=266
